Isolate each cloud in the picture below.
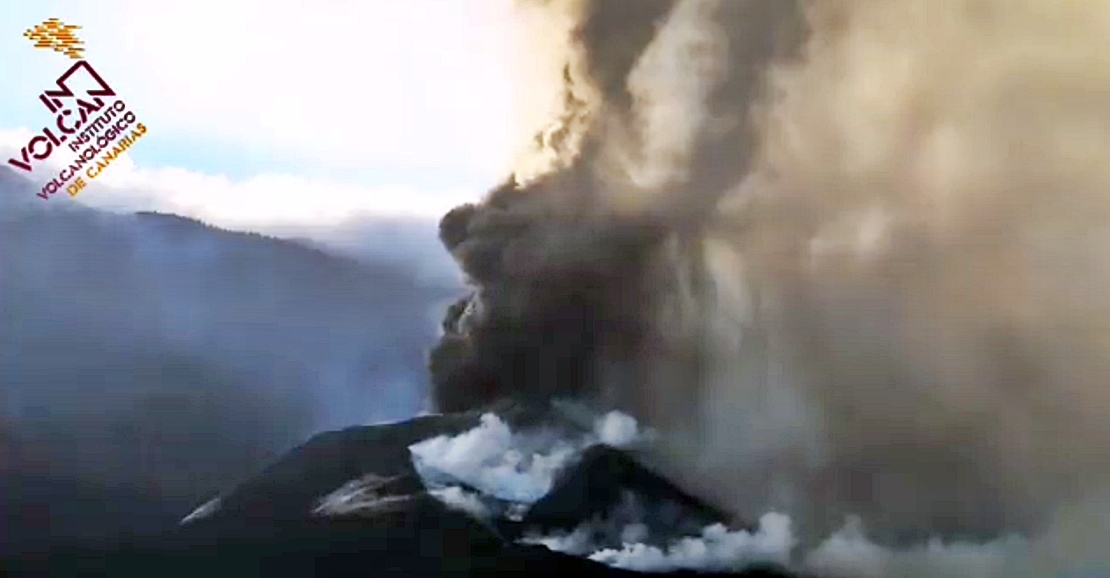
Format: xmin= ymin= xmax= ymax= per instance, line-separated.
xmin=1 ymin=0 xmax=527 ymax=228
xmin=180 ymin=497 xmax=222 ymax=525
xmin=0 ymin=128 xmax=474 ymax=229
xmin=313 ymin=474 xmax=415 ymax=517
xmin=593 ymin=410 xmax=643 ymax=448
xmin=429 ymin=486 xmax=492 ymax=521
xmin=409 ymin=413 xmax=580 ymax=504
xmin=587 ymin=514 xmax=797 ymax=574
xmin=408 ymin=410 xmax=650 ymax=506
xmin=3 ymin=0 xmax=520 ymax=182
xmin=531 ymin=508 xmax=1034 ymax=578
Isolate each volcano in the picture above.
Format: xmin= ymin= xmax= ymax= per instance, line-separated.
xmin=2 ymin=401 xmax=801 ymax=577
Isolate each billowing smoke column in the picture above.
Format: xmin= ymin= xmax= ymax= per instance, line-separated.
xmin=432 ymin=0 xmax=1110 ymax=570
xmin=433 ymin=0 xmax=804 ymax=410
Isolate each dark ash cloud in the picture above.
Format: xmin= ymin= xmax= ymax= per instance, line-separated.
xmin=428 ymin=2 xmax=1110 ymax=571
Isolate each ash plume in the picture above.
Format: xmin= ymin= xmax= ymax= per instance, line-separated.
xmin=431 ymin=0 xmax=1110 ymax=573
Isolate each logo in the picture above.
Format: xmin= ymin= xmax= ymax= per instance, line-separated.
xmin=8 ymin=19 xmax=149 ymax=200
xmin=24 ymin=18 xmax=85 ymax=60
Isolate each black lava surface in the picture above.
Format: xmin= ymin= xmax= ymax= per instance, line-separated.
xmin=1 ymin=404 xmax=802 ymax=577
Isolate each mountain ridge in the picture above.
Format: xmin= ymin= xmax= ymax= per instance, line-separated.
xmin=0 ymin=168 xmax=466 ymax=560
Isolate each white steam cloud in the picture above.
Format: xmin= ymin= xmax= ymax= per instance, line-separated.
xmin=409 ymin=410 xmax=647 ymax=508
xmin=419 ymin=394 xmax=1017 ymax=577
xmin=593 ymin=410 xmax=645 ymax=448
xmin=312 ymin=474 xmax=412 ymax=517
xmin=179 ymin=496 xmax=222 ymax=525
xmin=528 ymin=509 xmax=1047 ymax=577
xmin=429 ymin=486 xmax=493 ymax=521
xmin=407 ymin=410 xmax=1106 ymax=577
xmin=409 ymin=413 xmax=580 ymax=504
xmin=588 ymin=514 xmax=795 ymax=573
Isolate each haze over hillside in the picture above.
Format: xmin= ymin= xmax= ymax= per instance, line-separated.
xmin=0 ymin=166 xmax=463 ymax=552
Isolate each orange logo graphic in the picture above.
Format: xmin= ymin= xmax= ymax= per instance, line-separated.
xmin=24 ymin=18 xmax=85 ymax=60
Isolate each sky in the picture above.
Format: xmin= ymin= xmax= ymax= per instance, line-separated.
xmin=0 ymin=0 xmax=521 ymax=229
